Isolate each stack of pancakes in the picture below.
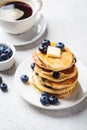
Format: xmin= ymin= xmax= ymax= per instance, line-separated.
xmin=31 ymin=42 xmax=78 ymax=98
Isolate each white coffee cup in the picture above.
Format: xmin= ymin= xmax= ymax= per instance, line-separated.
xmin=0 ymin=0 xmax=42 ymax=34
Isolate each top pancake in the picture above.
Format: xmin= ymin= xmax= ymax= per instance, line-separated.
xmin=32 ymin=42 xmax=75 ymax=71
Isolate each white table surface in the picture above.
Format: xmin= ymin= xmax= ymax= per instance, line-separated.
xmin=0 ymin=0 xmax=87 ymax=130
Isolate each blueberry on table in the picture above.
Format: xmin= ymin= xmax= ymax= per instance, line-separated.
xmin=40 ymin=95 xmax=49 ymax=105
xmin=49 ymin=96 xmax=58 ymax=105
xmin=38 ymin=45 xmax=47 ymax=54
xmin=31 ymin=63 xmax=35 ymax=70
xmin=20 ymin=74 xmax=29 ymax=83
xmin=41 ymin=40 xmax=50 ymax=47
xmin=0 ymin=83 xmax=8 ymax=92
xmin=53 ymin=72 xmax=60 ymax=79
xmin=0 ymin=76 xmax=2 ymax=84
xmin=56 ymin=42 xmax=65 ymax=50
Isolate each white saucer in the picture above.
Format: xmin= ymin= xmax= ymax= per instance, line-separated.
xmin=15 ymin=57 xmax=87 ymax=110
xmin=0 ymin=15 xmax=46 ymax=46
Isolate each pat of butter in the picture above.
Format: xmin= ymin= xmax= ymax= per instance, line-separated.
xmin=47 ymin=46 xmax=61 ymax=57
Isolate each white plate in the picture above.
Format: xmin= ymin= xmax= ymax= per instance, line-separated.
xmin=0 ymin=15 xmax=46 ymax=46
xmin=15 ymin=57 xmax=87 ymax=110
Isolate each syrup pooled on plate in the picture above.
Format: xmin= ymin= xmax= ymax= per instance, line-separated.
xmin=0 ymin=1 xmax=33 ymax=21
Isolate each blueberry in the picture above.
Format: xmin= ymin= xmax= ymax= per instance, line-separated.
xmin=0 ymin=76 xmax=2 ymax=84
xmin=0 ymin=45 xmax=7 ymax=49
xmin=74 ymin=57 xmax=77 ymax=63
xmin=41 ymin=92 xmax=49 ymax=96
xmin=41 ymin=40 xmax=50 ymax=47
xmin=40 ymin=95 xmax=49 ymax=105
xmin=35 ymin=72 xmax=38 ymax=75
xmin=4 ymin=48 xmax=13 ymax=58
xmin=0 ymin=83 xmax=8 ymax=92
xmin=49 ymin=96 xmax=58 ymax=105
xmin=41 ymin=77 xmax=46 ymax=82
xmin=20 ymin=74 xmax=29 ymax=83
xmin=0 ymin=45 xmax=7 ymax=54
xmin=0 ymin=47 xmax=4 ymax=55
xmin=31 ymin=63 xmax=35 ymax=70
xmin=56 ymin=42 xmax=65 ymax=50
xmin=0 ymin=56 xmax=3 ymax=61
xmin=53 ymin=72 xmax=60 ymax=79
xmin=0 ymin=44 xmax=13 ymax=62
xmin=0 ymin=53 xmax=8 ymax=61
xmin=38 ymin=46 xmax=47 ymax=54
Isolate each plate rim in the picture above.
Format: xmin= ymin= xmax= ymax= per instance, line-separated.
xmin=15 ymin=56 xmax=87 ymax=110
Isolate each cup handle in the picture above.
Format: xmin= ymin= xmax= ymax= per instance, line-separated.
xmin=34 ymin=0 xmax=42 ymax=11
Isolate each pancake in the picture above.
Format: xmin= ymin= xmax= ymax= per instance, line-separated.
xmin=32 ymin=71 xmax=78 ymax=90
xmin=31 ymin=40 xmax=78 ymax=99
xmin=34 ymin=64 xmax=77 ymax=82
xmin=31 ymin=81 xmax=78 ymax=99
xmin=32 ymin=42 xmax=75 ymax=71
xmin=31 ymin=76 xmax=78 ymax=98
xmin=34 ymin=68 xmax=78 ymax=89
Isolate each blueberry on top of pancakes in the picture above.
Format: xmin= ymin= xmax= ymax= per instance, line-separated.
xmin=41 ymin=40 xmax=50 ymax=47
xmin=38 ymin=45 xmax=47 ymax=54
xmin=56 ymin=42 xmax=65 ymax=50
xmin=38 ymin=40 xmax=50 ymax=54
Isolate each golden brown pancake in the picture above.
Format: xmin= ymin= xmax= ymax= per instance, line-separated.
xmin=32 ymin=70 xmax=78 ymax=91
xmin=34 ymin=64 xmax=77 ymax=82
xmin=34 ymin=68 xmax=78 ymax=89
xmin=31 ymin=41 xmax=78 ymax=98
xmin=31 ymin=82 xmax=77 ymax=99
xmin=32 ymin=45 xmax=75 ymax=71
xmin=31 ymin=76 xmax=78 ymax=98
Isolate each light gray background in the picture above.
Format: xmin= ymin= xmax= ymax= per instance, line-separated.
xmin=0 ymin=0 xmax=87 ymax=130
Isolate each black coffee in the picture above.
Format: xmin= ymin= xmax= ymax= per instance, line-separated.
xmin=0 ymin=1 xmax=33 ymax=20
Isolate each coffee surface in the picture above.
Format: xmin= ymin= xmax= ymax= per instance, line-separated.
xmin=0 ymin=1 xmax=33 ymax=20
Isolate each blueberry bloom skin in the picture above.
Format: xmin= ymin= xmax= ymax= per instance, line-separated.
xmin=20 ymin=74 xmax=29 ymax=83
xmin=0 ymin=83 xmax=8 ymax=92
